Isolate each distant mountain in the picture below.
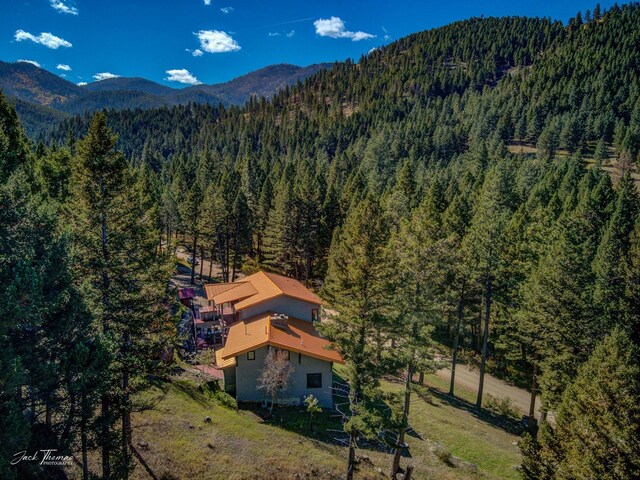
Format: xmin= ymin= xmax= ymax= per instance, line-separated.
xmin=82 ymin=76 xmax=176 ymax=96
xmin=0 ymin=61 xmax=83 ymax=109
xmin=0 ymin=61 xmax=331 ymax=134
xmin=184 ymin=63 xmax=332 ymax=105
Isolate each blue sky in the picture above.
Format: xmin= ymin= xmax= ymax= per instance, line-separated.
xmin=0 ymin=0 xmax=618 ymax=87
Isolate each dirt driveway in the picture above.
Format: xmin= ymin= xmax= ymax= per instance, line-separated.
xmin=436 ymin=363 xmax=542 ymax=419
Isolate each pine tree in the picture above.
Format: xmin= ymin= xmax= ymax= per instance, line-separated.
xmin=517 ymin=220 xmax=597 ymax=411
xmin=592 ymin=171 xmax=640 ymax=333
xmin=522 ymin=329 xmax=640 ymax=479
xmin=0 ymin=91 xmax=29 ymax=182
xmin=180 ymin=180 xmax=203 ymax=284
xmin=626 ymin=222 xmax=640 ymax=345
xmin=463 ymin=164 xmax=511 ymax=409
xmin=263 ymin=175 xmax=299 ymax=276
xmin=68 ymin=113 xmax=175 ymax=479
xmin=320 ymin=196 xmax=390 ymax=480
xmin=386 ymin=201 xmax=449 ymax=478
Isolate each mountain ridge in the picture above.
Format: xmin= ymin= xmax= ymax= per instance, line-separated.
xmin=0 ymin=61 xmax=331 ymax=134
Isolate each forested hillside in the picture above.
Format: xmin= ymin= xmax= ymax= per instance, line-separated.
xmin=47 ymin=0 xmax=640 ymax=394
xmin=2 ymin=3 xmax=640 ymax=479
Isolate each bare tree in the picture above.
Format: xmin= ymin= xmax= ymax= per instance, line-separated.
xmin=257 ymin=348 xmax=293 ymax=414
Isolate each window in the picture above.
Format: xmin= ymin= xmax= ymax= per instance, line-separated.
xmin=247 ymin=351 xmax=255 ymax=360
xmin=298 ymin=352 xmax=302 ymax=364
xmin=312 ymin=309 xmax=319 ymax=322
xmin=307 ymin=373 xmax=322 ymax=389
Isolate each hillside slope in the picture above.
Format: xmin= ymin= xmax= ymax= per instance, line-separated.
xmin=62 ymin=370 xmax=520 ymax=480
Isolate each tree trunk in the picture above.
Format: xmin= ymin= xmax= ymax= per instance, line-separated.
xmin=528 ymin=361 xmax=538 ymax=432
xmin=100 ymin=181 xmax=111 ymax=480
xmin=346 ymin=431 xmax=357 ymax=480
xmin=45 ymin=390 xmax=52 ymax=430
xmin=190 ymin=232 xmax=198 ymax=284
xmin=450 ymin=281 xmax=465 ymax=396
xmin=476 ymin=308 xmax=482 ymax=353
xmin=225 ymin=223 xmax=231 ymax=283
xmin=60 ymin=390 xmax=76 ymax=448
xmin=257 ymin=232 xmax=262 ymax=261
xmin=346 ymin=323 xmax=366 ymax=480
xmin=216 ymin=233 xmax=227 ymax=282
xmin=121 ymin=331 xmax=131 ymax=479
xmin=403 ymin=464 xmax=414 ymax=480
xmin=391 ymin=360 xmax=414 ymax=479
xmin=199 ymin=245 xmax=205 ymax=280
xmin=81 ymin=393 xmax=89 ymax=480
xmin=208 ymin=247 xmax=214 ymax=281
xmin=476 ymin=275 xmax=492 ymax=410
xmin=101 ymin=395 xmax=110 ymax=479
xmin=231 ymin=218 xmax=240 ymax=282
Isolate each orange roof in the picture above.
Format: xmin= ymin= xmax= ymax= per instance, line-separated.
xmin=208 ymin=271 xmax=321 ymax=310
xmin=212 ymin=282 xmax=258 ymax=305
xmin=219 ymin=313 xmax=342 ymax=366
xmin=215 ymin=348 xmax=237 ymax=369
xmin=204 ymin=283 xmax=238 ymax=299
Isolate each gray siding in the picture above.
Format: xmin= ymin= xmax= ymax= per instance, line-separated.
xmin=239 ymin=296 xmax=318 ymax=322
xmin=234 ymin=346 xmax=333 ymax=408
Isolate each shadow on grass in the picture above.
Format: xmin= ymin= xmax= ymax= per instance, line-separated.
xmin=245 ymin=369 xmax=417 ymax=461
xmin=131 ymin=444 xmax=159 ymax=480
xmin=428 ymin=388 xmax=526 ymax=435
xmin=170 ymin=380 xmax=219 ymax=409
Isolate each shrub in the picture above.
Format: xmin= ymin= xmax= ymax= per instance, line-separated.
xmin=432 ymin=443 xmax=453 ymax=466
xmin=484 ymin=394 xmax=520 ymax=419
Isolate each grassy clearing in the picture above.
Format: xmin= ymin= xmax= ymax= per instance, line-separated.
xmin=378 ymin=378 xmax=521 ymax=480
xmin=65 ymin=367 xmax=521 ymax=480
xmin=506 ymin=141 xmax=640 ymax=188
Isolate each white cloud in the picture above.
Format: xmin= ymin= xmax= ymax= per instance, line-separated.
xmin=195 ymin=30 xmax=241 ymax=53
xmin=269 ymin=30 xmax=295 ymax=38
xmin=15 ymin=30 xmax=72 ymax=49
xmin=77 ymin=82 xmax=87 ymax=86
xmin=56 ymin=63 xmax=72 ymax=71
xmin=60 ymin=73 xmax=66 ymax=78
xmin=93 ymin=72 xmax=120 ymax=81
xmin=17 ymin=59 xmax=41 ymax=67
xmin=220 ymin=6 xmax=234 ymax=13
xmin=351 ymin=31 xmax=375 ymax=41
xmin=50 ymin=0 xmax=78 ymax=15
xmin=203 ymin=0 xmax=211 ymax=5
xmin=186 ymin=48 xmax=204 ymax=57
xmin=313 ymin=16 xmax=375 ymax=42
xmin=165 ymin=68 xmax=201 ymax=85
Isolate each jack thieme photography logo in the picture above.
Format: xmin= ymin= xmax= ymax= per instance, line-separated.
xmin=11 ymin=450 xmax=74 ymax=467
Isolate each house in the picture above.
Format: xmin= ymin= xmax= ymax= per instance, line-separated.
xmin=205 ymin=271 xmax=342 ymax=408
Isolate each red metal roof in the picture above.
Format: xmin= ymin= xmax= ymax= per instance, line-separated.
xmin=178 ymin=288 xmax=196 ymax=300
